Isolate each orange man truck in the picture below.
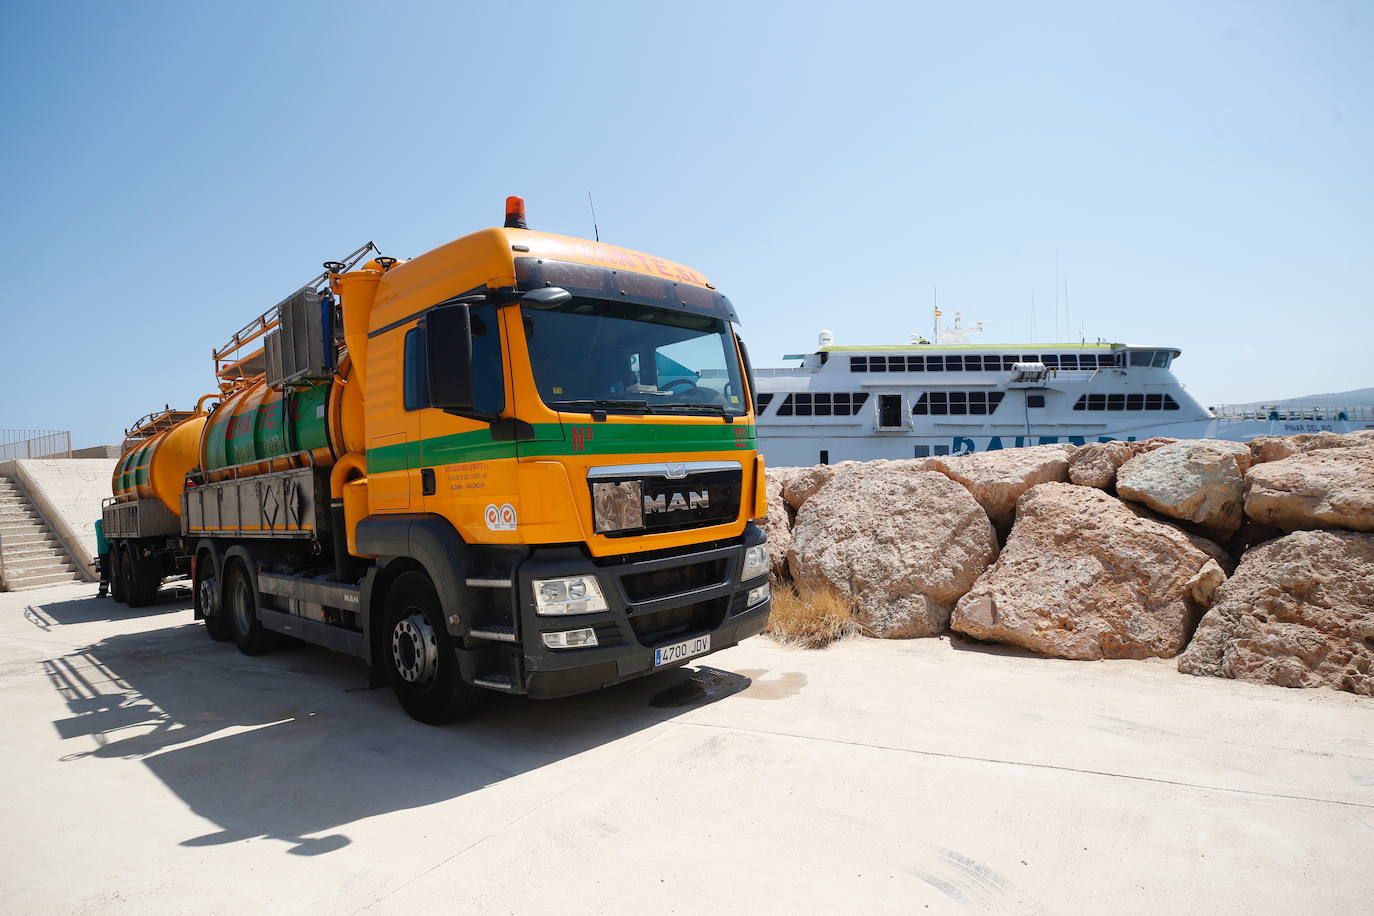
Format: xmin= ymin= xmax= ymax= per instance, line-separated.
xmin=102 ymin=198 xmax=772 ymax=723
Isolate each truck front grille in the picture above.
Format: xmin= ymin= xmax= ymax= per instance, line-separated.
xmin=597 ymin=469 xmax=742 ymax=537
xmin=630 ymin=597 xmax=729 ymax=647
xmin=621 ymin=558 xmax=728 ymax=603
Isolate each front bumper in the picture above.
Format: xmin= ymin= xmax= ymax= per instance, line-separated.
xmin=466 ymin=524 xmax=770 ymax=699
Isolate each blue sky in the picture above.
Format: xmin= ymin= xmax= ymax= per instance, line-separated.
xmin=2 ymin=0 xmax=1370 ymax=447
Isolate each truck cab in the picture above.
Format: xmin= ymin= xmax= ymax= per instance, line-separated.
xmin=325 ymin=201 xmax=771 ymax=719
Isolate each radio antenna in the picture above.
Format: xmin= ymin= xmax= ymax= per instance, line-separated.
xmin=587 ymin=191 xmax=600 ymax=242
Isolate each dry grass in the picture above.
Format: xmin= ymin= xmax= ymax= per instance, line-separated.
xmin=765 ymin=579 xmax=867 ymax=648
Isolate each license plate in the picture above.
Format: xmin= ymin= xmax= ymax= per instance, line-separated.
xmin=654 ymin=634 xmax=711 ymax=667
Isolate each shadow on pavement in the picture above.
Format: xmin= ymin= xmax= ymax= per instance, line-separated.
xmin=34 ymin=591 xmax=751 ymax=856
xmin=23 ymin=588 xmax=190 ymax=629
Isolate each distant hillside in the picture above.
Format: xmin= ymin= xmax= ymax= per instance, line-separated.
xmin=1238 ymin=386 xmax=1374 ymax=408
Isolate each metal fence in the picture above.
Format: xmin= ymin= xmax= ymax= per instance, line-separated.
xmin=0 ymin=429 xmax=72 ymax=461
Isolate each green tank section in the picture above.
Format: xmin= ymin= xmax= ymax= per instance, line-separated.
xmin=202 ymin=381 xmax=332 ymax=473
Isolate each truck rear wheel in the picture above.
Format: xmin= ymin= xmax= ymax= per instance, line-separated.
xmin=120 ymin=543 xmax=150 ymax=608
xmin=108 ymin=541 xmax=127 ymax=604
xmin=196 ymin=555 xmax=232 ymax=642
xmin=226 ymin=560 xmax=281 ymax=655
xmin=383 ymin=571 xmax=482 ymax=725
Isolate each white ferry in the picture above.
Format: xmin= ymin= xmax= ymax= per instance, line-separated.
xmin=752 ymin=311 xmax=1373 ymax=466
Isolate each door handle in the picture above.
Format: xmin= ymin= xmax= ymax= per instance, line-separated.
xmin=421 ymin=468 xmax=436 ymax=496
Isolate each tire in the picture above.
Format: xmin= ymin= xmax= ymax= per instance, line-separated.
xmin=383 ymin=571 xmax=482 ymax=725
xmin=108 ymin=541 xmax=127 ymax=604
xmin=226 ymin=560 xmax=282 ymax=655
xmin=195 ymin=553 xmax=232 ymax=642
xmin=130 ymin=550 xmax=162 ymax=607
xmin=121 ymin=543 xmax=148 ymax=608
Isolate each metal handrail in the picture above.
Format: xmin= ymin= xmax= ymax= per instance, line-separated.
xmin=1210 ymin=404 xmax=1374 ymax=421
xmin=0 ymin=429 xmax=71 ymax=460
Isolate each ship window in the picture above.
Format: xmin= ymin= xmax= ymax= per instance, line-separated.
xmin=1164 ymin=394 xmax=1180 ymax=410
xmin=914 ymin=445 xmax=931 ymax=458
xmin=869 ymin=356 xmax=887 ymax=372
xmin=1002 ymin=356 xmax=1018 ymax=370
xmin=945 ymin=355 xmax=963 ymax=372
xmin=1027 ymin=394 xmax=1046 ymax=408
xmin=814 ymin=392 xmax=832 ymax=416
xmin=850 ymin=356 xmax=868 ymax=372
xmin=907 ymin=356 xmax=925 ymax=372
xmin=1073 ymin=397 xmax=1085 ymax=411
xmin=1042 ymin=355 xmax=1060 ymax=369
xmin=773 ymin=392 xmax=870 ymax=417
xmin=933 ymin=445 xmax=950 ymax=456
xmin=1126 ymin=394 xmax=1145 ymax=410
xmin=1107 ymin=394 xmax=1125 ymax=410
xmin=819 ymin=450 xmax=829 ymax=465
xmin=911 ymin=391 xmax=1004 ymax=416
xmin=888 ymin=356 xmax=907 ymax=371
xmin=1145 ymin=394 xmax=1163 ymax=410
xmin=1129 ymin=350 xmax=1166 ymax=367
xmin=1089 ymin=394 xmax=1106 ymax=410
xmin=1099 ymin=354 xmax=1118 ymax=368
xmin=755 ymin=392 xmax=774 ymax=414
xmin=926 ymin=356 xmax=944 ymax=372
xmin=1063 ymin=355 xmax=1082 ymax=370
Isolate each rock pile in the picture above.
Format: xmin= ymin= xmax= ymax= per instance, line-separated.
xmin=764 ymin=430 xmax=1374 ymax=697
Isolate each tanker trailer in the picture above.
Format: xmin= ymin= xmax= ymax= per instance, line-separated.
xmin=102 ymin=404 xmax=211 ymax=606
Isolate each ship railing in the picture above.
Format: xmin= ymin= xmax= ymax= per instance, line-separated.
xmin=754 ymin=367 xmax=813 ymax=377
xmin=1209 ymin=404 xmax=1374 ymax=422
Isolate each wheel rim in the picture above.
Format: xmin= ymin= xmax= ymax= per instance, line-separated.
xmin=231 ymin=576 xmax=252 ymax=634
xmin=391 ymin=611 xmax=438 ymax=686
xmin=199 ymin=575 xmax=218 ymax=617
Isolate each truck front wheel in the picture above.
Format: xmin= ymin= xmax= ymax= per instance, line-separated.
xmin=383 ymin=571 xmax=482 ymax=725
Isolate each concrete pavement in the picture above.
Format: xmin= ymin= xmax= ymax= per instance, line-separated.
xmin=1 ymin=581 xmax=1370 ymax=914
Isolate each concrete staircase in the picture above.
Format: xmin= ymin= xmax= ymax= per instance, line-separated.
xmin=0 ymin=476 xmax=84 ymax=591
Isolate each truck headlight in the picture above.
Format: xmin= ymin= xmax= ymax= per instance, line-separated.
xmin=741 ymin=544 xmax=769 ymax=581
xmin=533 ymin=575 xmax=608 ymax=615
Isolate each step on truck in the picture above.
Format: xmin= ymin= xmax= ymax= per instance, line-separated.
xmin=101 ymin=197 xmax=772 ymax=723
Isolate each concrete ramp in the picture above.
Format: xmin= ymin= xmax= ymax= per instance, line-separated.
xmin=0 ymin=459 xmax=117 ymax=585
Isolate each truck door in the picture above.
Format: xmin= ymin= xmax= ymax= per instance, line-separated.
xmin=408 ymin=302 xmax=520 ymax=541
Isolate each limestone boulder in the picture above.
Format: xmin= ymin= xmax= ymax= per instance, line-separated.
xmin=760 ymin=469 xmax=796 ymax=579
xmin=787 ymin=463 xmax=997 ymax=638
xmin=951 ymin=483 xmax=1220 ymax=659
xmin=1067 ymin=437 xmax=1177 ymax=489
xmin=1292 ymin=432 xmax=1369 ymax=453
xmin=1117 ymin=439 xmax=1253 ymax=538
xmin=782 ymin=465 xmax=837 ymax=511
xmin=1178 ymin=531 xmax=1374 ymax=696
xmin=930 ymin=443 xmax=1079 ymax=530
xmin=1243 ymin=446 xmax=1374 ymax=532
xmin=1250 ymin=436 xmax=1299 ymax=464
xmin=1066 ymin=441 xmax=1134 ymax=489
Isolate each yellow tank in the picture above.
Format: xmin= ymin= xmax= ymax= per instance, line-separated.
xmin=112 ymin=411 xmax=209 ymax=516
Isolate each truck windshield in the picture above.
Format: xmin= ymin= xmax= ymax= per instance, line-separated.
xmin=521 ymin=297 xmax=747 ymax=416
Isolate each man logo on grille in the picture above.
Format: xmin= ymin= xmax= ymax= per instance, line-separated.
xmin=643 ymin=491 xmax=709 ymax=514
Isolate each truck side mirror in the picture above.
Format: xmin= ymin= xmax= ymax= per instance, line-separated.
xmin=425 ymin=303 xmax=475 ymax=410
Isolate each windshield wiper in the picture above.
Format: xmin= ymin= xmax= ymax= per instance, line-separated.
xmin=548 ymin=398 xmax=656 ymax=414
xmin=653 ymin=403 xmax=739 ymax=420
